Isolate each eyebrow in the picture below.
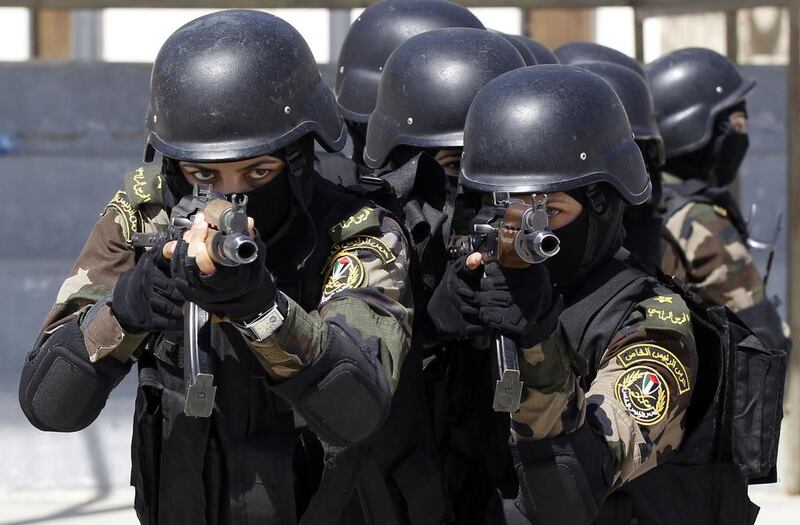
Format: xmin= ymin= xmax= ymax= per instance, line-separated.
xmin=181 ymin=158 xmax=282 ymax=174
xmin=236 ymin=159 xmax=281 ymax=173
xmin=181 ymin=163 xmax=219 ymax=173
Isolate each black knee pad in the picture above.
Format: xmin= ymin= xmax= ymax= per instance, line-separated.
xmin=512 ymin=424 xmax=614 ymax=525
xmin=270 ymin=324 xmax=391 ymax=446
xmin=19 ymin=319 xmax=130 ymax=432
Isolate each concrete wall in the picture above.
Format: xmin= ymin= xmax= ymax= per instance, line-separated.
xmin=0 ymin=62 xmax=789 ymax=491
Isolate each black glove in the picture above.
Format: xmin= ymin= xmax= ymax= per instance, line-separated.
xmin=475 ymin=262 xmax=562 ymax=347
xmin=427 ymin=255 xmax=486 ymax=340
xmin=111 ymin=244 xmax=184 ymax=333
xmin=170 ymin=235 xmax=276 ymax=320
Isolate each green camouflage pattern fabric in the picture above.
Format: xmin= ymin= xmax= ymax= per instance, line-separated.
xmin=43 ymin=165 xmax=412 ymax=393
xmin=512 ymin=288 xmax=697 ymax=488
xmin=247 ymin=214 xmax=412 ymax=393
xmin=40 ymin=189 xmax=161 ymax=363
xmin=661 ymin=188 xmax=764 ymax=313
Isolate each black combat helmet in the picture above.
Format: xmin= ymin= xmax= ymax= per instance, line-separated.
xmin=364 ymin=28 xmax=525 ymax=169
xmin=493 ymin=31 xmax=538 ymax=66
xmin=576 ymin=62 xmax=665 ymax=273
xmin=576 ymin=61 xmax=664 ymax=166
xmin=461 ymin=65 xmax=650 ymax=285
xmin=145 ymin=10 xmax=345 ymax=162
xmin=554 ymin=41 xmax=644 ymax=78
xmin=461 ymin=65 xmax=650 ymax=204
xmin=334 ymin=0 xmax=485 ymax=124
xmin=511 ymin=35 xmax=559 ymax=65
xmin=646 ymin=47 xmax=755 ymax=159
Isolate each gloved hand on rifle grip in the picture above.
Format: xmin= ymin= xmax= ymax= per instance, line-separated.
xmin=427 ymin=255 xmax=487 ymax=340
xmin=111 ymin=241 xmax=185 ymax=333
xmin=475 ymin=261 xmax=563 ymax=348
xmin=170 ymin=217 xmax=276 ymax=321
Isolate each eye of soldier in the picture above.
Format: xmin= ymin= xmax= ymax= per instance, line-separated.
xmin=546 ymin=207 xmax=560 ymax=217
xmin=189 ymin=169 xmax=216 ymax=182
xmin=248 ymin=168 xmax=271 ymax=180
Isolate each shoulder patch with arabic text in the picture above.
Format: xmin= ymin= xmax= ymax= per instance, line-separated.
xmin=616 ymin=343 xmax=690 ymax=394
xmin=329 ymin=235 xmax=396 ymax=265
xmin=123 ymin=166 xmax=164 ymax=208
xmin=329 ymin=207 xmax=381 ymax=244
xmin=103 ymin=190 xmax=139 ymax=244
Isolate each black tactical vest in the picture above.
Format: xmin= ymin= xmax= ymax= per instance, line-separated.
xmin=130 ymin=175 xmax=376 ymax=525
xmin=555 ymin=256 xmax=782 ymax=525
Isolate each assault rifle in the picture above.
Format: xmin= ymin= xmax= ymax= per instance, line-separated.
xmin=451 ymin=193 xmax=560 ymax=412
xmin=132 ymin=184 xmax=258 ymax=418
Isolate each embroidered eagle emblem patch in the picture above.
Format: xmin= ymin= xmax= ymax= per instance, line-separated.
xmin=321 ymin=253 xmax=366 ymax=301
xmin=614 ymin=366 xmax=669 ymax=426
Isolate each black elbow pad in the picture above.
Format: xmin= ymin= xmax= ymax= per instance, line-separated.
xmin=270 ymin=324 xmax=391 ymax=446
xmin=512 ymin=424 xmax=614 ymax=525
xmin=19 ymin=320 xmax=131 ymax=432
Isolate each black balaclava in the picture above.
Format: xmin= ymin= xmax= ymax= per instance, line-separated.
xmin=162 ymin=156 xmax=192 ymax=202
xmin=387 ymin=144 xmax=427 ymax=172
xmin=636 ymin=139 xmax=664 ymax=213
xmin=160 ymin=135 xmax=315 ymax=257
xmin=544 ymin=185 xmax=625 ymax=291
xmin=622 ymin=141 xmax=664 ymax=273
xmin=346 ymin=120 xmax=368 ymax=168
xmin=242 ymin=170 xmax=291 ymax=240
xmin=664 ymin=102 xmax=749 ymax=188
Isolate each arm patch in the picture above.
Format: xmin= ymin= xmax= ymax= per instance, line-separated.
xmin=329 ymin=207 xmax=381 ymax=243
xmin=641 ymin=294 xmax=693 ymax=339
xmin=124 ymin=166 xmax=164 ymax=207
xmin=102 ymin=191 xmax=140 ymax=244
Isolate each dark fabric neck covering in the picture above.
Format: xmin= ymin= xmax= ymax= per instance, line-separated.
xmin=162 ymin=156 xmax=192 ymax=204
xmin=545 ymin=185 xmax=625 ymax=295
xmin=636 ymin=138 xmax=664 ymax=213
xmin=387 ymin=145 xmax=429 ymax=173
xmin=664 ymin=101 xmax=749 ymax=188
xmin=622 ymin=141 xmax=665 ymax=273
xmin=245 ymin=171 xmax=292 ymax=241
xmin=345 ymin=120 xmax=368 ymax=168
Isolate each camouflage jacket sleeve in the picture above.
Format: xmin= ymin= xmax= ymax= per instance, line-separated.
xmin=39 ymin=196 xmax=147 ymax=363
xmin=662 ymin=200 xmax=764 ymax=312
xmin=512 ymin=288 xmax=697 ymax=488
xmin=246 ymin=211 xmax=411 ymax=393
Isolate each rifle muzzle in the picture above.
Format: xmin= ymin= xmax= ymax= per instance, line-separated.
xmin=516 ymin=230 xmax=560 ymax=264
xmin=208 ymin=232 xmax=259 ymax=266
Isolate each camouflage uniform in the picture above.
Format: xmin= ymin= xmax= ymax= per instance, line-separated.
xmin=659 ymin=173 xmax=789 ymax=353
xmin=25 ymin=166 xmax=447 ymax=524
xmin=660 ymin=174 xmax=764 ymax=313
xmin=512 ymin=279 xmax=697 ymax=489
xmin=42 ymin=169 xmax=412 ymax=381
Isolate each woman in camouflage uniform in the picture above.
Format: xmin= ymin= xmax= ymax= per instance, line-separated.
xmin=19 ymin=10 xmax=446 ymax=525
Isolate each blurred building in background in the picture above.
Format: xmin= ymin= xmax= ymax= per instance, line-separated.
xmin=0 ymin=6 xmax=791 ymax=64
